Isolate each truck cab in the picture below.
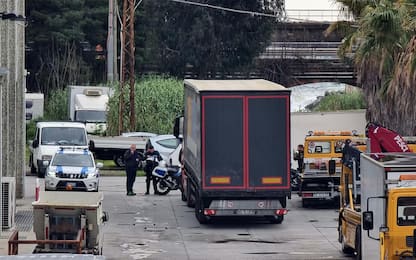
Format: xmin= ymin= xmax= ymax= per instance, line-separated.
xmin=299 ymin=130 xmax=364 ymax=207
xmin=361 ymin=154 xmax=416 ymax=260
xmin=68 ymin=86 xmax=112 ymax=135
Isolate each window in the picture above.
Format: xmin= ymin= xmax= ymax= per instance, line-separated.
xmin=334 ymin=140 xmax=344 ymax=153
xmin=397 ymin=197 xmax=416 ymax=226
xmin=156 ymin=138 xmax=181 ymax=149
xmin=51 ymin=154 xmax=94 ymax=167
xmin=307 ymin=141 xmax=331 ymax=154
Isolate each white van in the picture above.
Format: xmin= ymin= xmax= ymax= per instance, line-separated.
xmin=29 ymin=121 xmax=88 ymax=177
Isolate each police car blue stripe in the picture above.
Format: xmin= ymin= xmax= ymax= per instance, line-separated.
xmin=81 ymin=166 xmax=88 ymax=175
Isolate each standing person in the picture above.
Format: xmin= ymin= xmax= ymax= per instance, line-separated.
xmin=144 ymin=145 xmax=162 ymax=195
xmin=124 ymin=144 xmax=139 ymax=196
xmin=294 ymin=144 xmax=304 ymax=172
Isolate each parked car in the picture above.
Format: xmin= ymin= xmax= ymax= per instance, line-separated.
xmin=146 ymin=134 xmax=181 ymax=162
xmin=45 ymin=148 xmax=103 ymax=192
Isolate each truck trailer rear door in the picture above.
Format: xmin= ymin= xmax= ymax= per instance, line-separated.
xmin=202 ymin=95 xmax=290 ymax=190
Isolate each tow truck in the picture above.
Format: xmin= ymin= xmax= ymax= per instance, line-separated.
xmin=297 ymin=130 xmax=365 ymax=207
xmin=338 ymin=123 xmax=416 ymax=259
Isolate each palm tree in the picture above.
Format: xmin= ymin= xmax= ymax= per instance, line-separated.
xmin=328 ymin=0 xmax=416 ymax=135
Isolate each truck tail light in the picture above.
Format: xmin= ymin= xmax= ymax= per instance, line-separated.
xmin=275 ymin=209 xmax=288 ymax=215
xmin=204 ymin=209 xmax=216 ymax=216
xmin=302 ymin=193 xmax=313 ymax=197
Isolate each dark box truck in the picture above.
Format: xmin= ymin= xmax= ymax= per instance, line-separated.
xmin=179 ymin=79 xmax=291 ymax=224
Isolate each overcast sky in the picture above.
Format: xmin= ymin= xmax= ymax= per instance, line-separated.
xmin=285 ymin=0 xmax=339 ymax=10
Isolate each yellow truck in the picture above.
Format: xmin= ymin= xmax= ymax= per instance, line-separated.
xmin=297 ymin=130 xmax=364 ymax=207
xmin=339 ymin=142 xmax=416 ymax=259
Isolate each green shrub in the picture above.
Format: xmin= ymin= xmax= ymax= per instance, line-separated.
xmin=44 ymin=88 xmax=69 ymax=120
xmin=311 ymin=91 xmax=366 ymax=112
xmin=107 ymin=75 xmax=183 ymax=135
xmin=33 ymin=76 xmax=184 ymax=136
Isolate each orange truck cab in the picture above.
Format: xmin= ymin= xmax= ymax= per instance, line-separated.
xmin=298 ymin=130 xmax=364 ymax=207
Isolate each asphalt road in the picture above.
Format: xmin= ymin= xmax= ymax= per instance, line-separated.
xmin=96 ymin=176 xmax=352 ymax=260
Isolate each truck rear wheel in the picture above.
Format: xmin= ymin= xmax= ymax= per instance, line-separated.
xmin=195 ymin=194 xmax=209 ymax=224
xmin=268 ymin=215 xmax=284 ymax=224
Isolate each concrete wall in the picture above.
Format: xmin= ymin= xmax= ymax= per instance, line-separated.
xmin=0 ymin=0 xmax=26 ymax=198
xmin=291 ymin=110 xmax=366 ymax=165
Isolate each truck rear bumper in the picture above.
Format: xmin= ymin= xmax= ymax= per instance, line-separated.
xmin=204 ymin=199 xmax=288 ymax=217
xmin=301 ymin=191 xmax=340 ymax=200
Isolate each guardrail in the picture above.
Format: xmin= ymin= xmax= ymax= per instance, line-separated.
xmin=259 ymin=41 xmax=343 ymax=60
xmin=285 ymin=9 xmax=353 ymax=22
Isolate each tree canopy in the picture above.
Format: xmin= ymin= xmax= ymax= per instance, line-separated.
xmin=26 ymin=0 xmax=284 ymax=94
xmin=329 ymin=0 xmax=416 ymax=135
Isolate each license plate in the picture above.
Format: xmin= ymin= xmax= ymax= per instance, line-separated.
xmin=66 ymin=182 xmax=76 ymax=187
xmin=314 ymin=193 xmax=330 ymax=198
xmin=236 ymin=210 xmax=256 ymax=215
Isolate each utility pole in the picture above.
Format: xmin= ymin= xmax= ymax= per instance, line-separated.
xmin=107 ymin=0 xmax=118 ymax=82
xmin=119 ymin=0 xmax=136 ymax=134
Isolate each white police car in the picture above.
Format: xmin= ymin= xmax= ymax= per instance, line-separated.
xmin=45 ymin=148 xmax=103 ymax=192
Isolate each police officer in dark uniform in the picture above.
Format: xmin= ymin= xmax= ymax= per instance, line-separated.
xmin=144 ymin=145 xmax=162 ymax=195
xmin=124 ymin=144 xmax=139 ymax=196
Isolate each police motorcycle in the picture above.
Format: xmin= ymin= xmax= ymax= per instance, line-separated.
xmin=148 ymin=156 xmax=181 ymax=195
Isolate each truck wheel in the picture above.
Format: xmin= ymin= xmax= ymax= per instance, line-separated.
xmin=268 ymin=215 xmax=284 ymax=224
xmin=195 ymin=194 xmax=209 ymax=224
xmin=279 ymin=197 xmax=287 ymax=208
xmin=181 ymin=189 xmax=187 ymax=202
xmin=113 ymin=155 xmax=125 ymax=167
xmin=355 ymin=226 xmax=362 ymax=260
xmin=186 ymin=178 xmax=195 ymax=208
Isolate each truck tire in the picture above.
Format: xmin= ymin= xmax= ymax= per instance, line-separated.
xmin=268 ymin=215 xmax=284 ymax=224
xmin=181 ymin=189 xmax=187 ymax=202
xmin=279 ymin=197 xmax=287 ymax=208
xmin=195 ymin=193 xmax=209 ymax=224
xmin=113 ymin=155 xmax=125 ymax=167
xmin=186 ymin=177 xmax=195 ymax=208
xmin=355 ymin=226 xmax=362 ymax=260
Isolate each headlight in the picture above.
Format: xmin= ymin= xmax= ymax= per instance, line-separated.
xmin=88 ymin=171 xmax=97 ymax=178
xmin=46 ymin=171 xmax=56 ymax=177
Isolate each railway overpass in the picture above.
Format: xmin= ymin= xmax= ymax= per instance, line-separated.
xmin=184 ymin=21 xmax=356 ymax=87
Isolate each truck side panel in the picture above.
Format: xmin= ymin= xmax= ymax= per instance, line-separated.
xmin=183 ymin=87 xmax=201 ymax=181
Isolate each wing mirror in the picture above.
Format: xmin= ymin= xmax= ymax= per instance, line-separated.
xmin=32 ymin=139 xmax=39 ymax=148
xmin=363 ymin=211 xmax=374 ymax=230
xmin=96 ymin=162 xmax=104 ymax=168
